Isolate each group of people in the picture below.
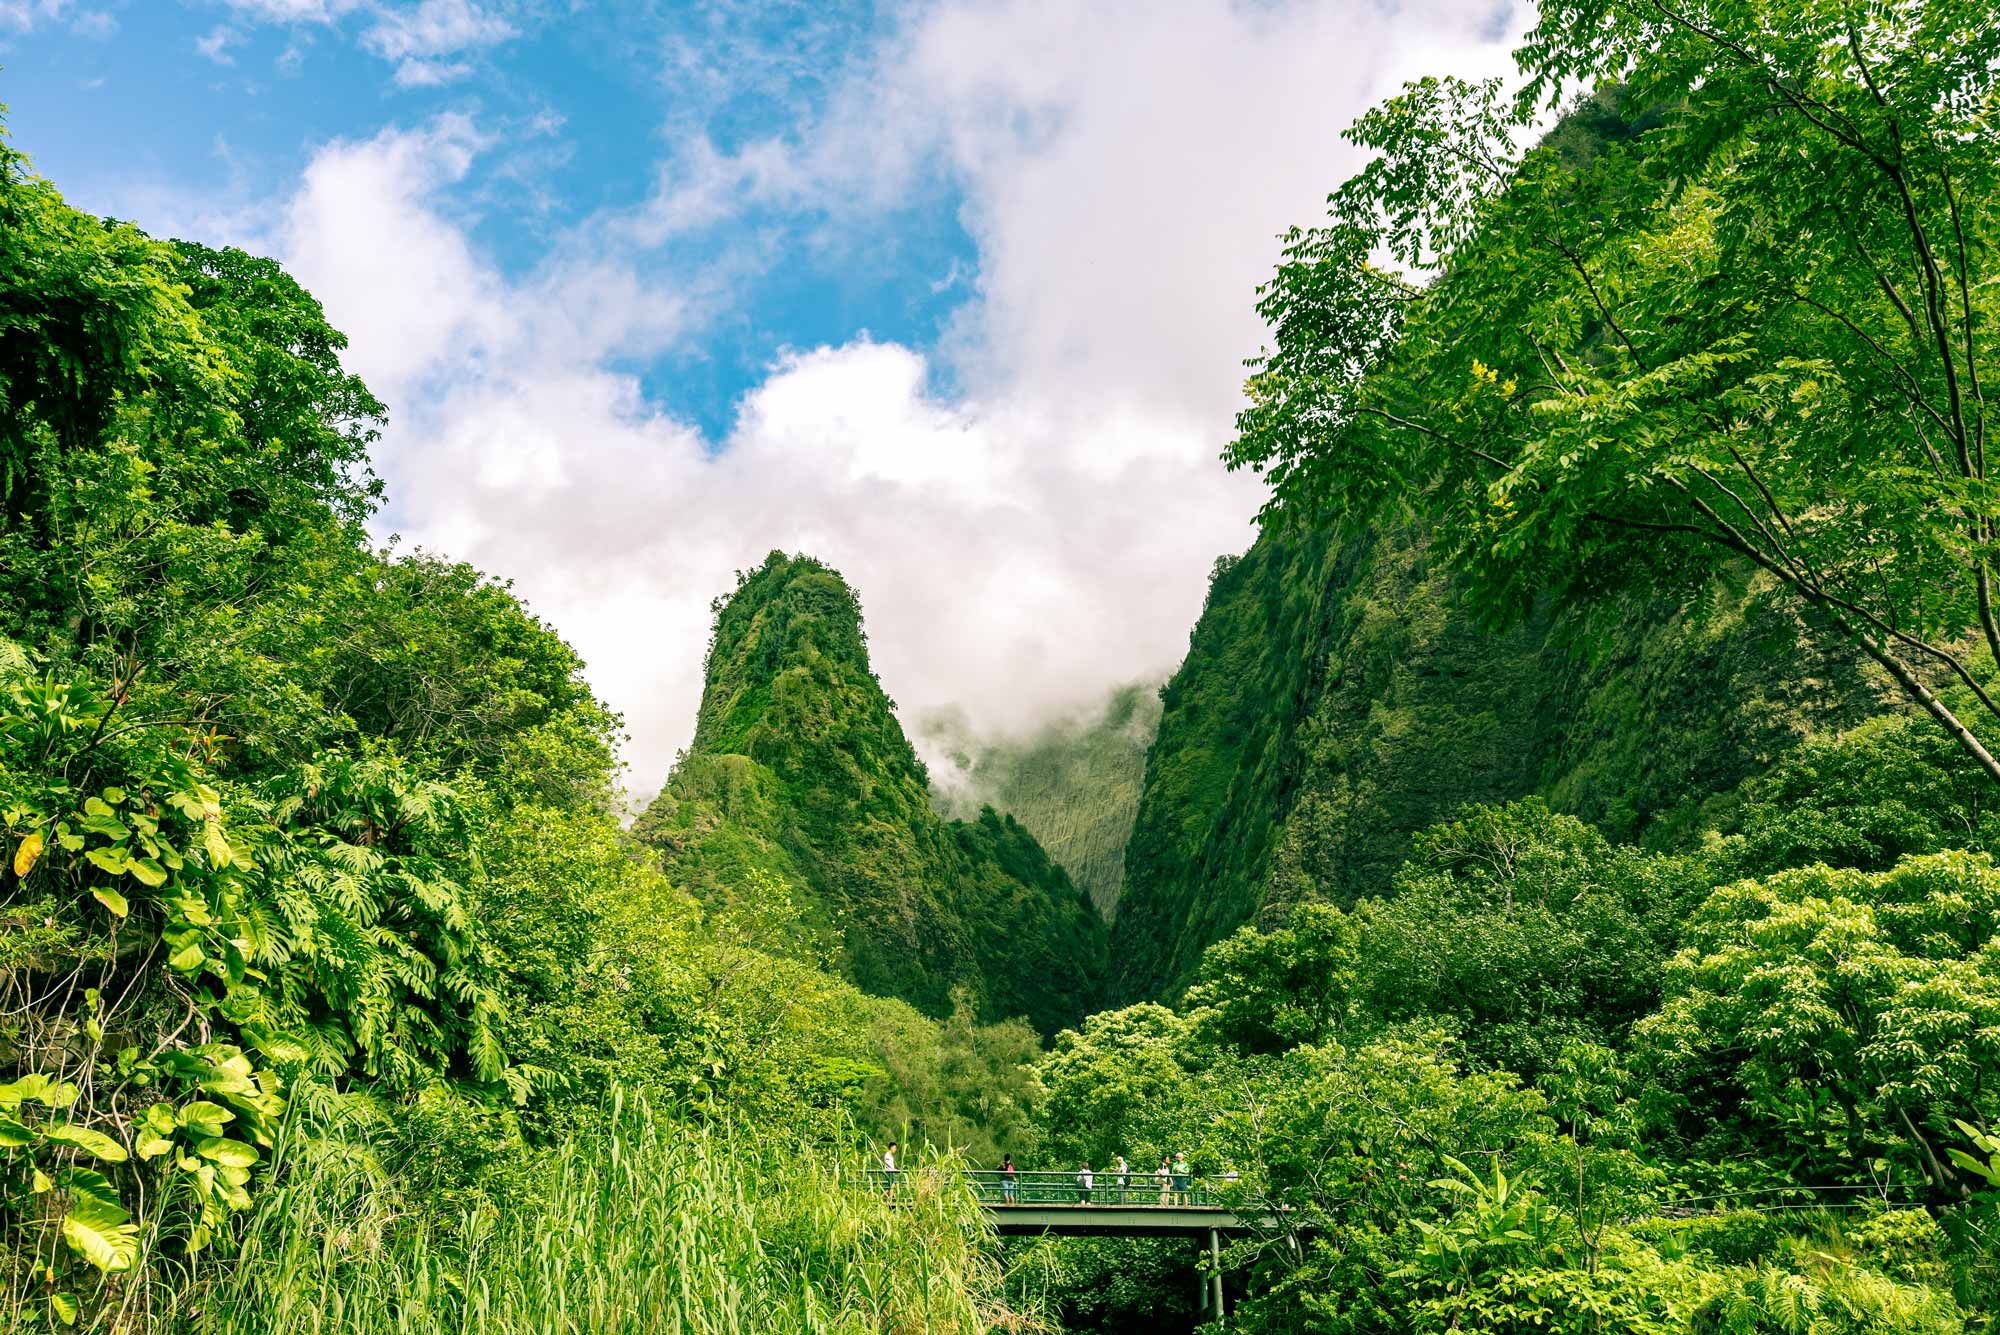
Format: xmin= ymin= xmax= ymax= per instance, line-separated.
xmin=996 ymin=1151 xmax=1210 ymax=1205
xmin=876 ymin=1143 xmax=1235 ymax=1206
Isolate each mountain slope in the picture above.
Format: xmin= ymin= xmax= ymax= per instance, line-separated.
xmin=1111 ymin=518 xmax=1894 ymax=1000
xmin=922 ymin=682 xmax=1163 ymax=918
xmin=635 ymin=553 xmax=1108 ymax=1031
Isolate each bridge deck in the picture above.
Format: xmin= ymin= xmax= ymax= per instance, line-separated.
xmin=985 ymin=1202 xmax=1278 ymax=1237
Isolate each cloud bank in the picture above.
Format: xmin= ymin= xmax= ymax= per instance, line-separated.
xmin=156 ymin=0 xmax=1527 ymax=796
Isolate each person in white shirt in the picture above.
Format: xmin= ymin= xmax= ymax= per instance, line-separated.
xmin=882 ymin=1142 xmax=898 ymax=1203
xmin=1076 ymin=1161 xmax=1094 ymax=1205
xmin=1114 ymin=1154 xmax=1129 ymax=1203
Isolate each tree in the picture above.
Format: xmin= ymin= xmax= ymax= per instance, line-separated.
xmin=1184 ymin=902 xmax=1358 ymax=1054
xmin=1034 ymin=1004 xmax=1196 ymax=1166
xmin=1354 ymin=801 xmax=1693 ymax=1080
xmin=1638 ymin=851 xmax=2000 ymax=1202
xmin=1228 ymin=0 xmax=2000 ymax=782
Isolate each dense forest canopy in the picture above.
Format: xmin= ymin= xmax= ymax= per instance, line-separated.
xmin=6 ymin=0 xmax=2000 ymax=1330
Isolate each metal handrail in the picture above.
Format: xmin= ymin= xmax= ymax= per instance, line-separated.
xmin=867 ymin=1168 xmax=1246 ymax=1208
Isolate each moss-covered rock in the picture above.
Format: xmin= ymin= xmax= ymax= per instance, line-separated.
xmin=1111 ymin=519 xmax=1893 ymax=1001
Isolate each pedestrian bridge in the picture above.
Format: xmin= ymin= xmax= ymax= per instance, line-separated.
xmin=868 ymin=1169 xmax=1277 ymax=1322
xmin=963 ymin=1171 xmax=1280 ymax=1238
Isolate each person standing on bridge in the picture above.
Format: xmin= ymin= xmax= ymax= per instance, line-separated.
xmin=1156 ymin=1156 xmax=1171 ymax=1205
xmin=1001 ymin=1154 xmax=1017 ymax=1203
xmin=1172 ymin=1152 xmax=1190 ymax=1205
xmin=882 ymin=1142 xmax=898 ymax=1204
xmin=1114 ymin=1154 xmax=1129 ymax=1204
xmin=1076 ymin=1162 xmax=1094 ymax=1206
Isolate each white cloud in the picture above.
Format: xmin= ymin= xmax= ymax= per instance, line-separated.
xmin=196 ymin=25 xmax=243 ymax=65
xmin=101 ymin=0 xmax=1529 ymax=797
xmin=70 ymin=7 xmax=113 ymax=37
xmin=362 ymin=0 xmax=514 ymax=61
xmin=0 ymin=0 xmax=69 ymax=32
xmin=279 ymin=115 xmax=507 ymax=404
xmin=392 ymin=56 xmax=474 ymax=87
xmin=208 ymin=0 xmax=517 ymax=82
xmin=218 ymin=0 xmax=365 ymax=20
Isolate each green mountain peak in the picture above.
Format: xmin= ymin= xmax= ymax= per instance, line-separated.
xmin=637 ymin=552 xmax=1108 ymax=1031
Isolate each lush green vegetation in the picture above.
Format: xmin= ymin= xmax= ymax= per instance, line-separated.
xmin=0 ymin=121 xmax=1040 ymax=1331
xmin=1040 ymin=0 xmax=2000 ymax=1326
xmin=1228 ymin=2 xmax=2000 ymax=784
xmin=634 ymin=552 xmax=1108 ymax=1033
xmin=159 ymin=1097 xmax=1009 ymax=1335
xmin=1111 ymin=516 xmax=1884 ymax=1000
xmin=10 ymin=0 xmax=2000 ymax=1328
xmin=1039 ymin=780 xmax=2000 ymax=1332
xmin=924 ymin=682 xmax=1163 ymax=918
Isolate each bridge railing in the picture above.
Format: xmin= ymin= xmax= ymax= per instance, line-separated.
xmin=869 ymin=1168 xmax=1239 ymax=1207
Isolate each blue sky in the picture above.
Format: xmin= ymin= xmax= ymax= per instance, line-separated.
xmin=1 ymin=0 xmax=1523 ymax=794
xmin=8 ymin=0 xmax=974 ymax=438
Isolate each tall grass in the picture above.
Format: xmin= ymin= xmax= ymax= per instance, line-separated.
xmin=152 ymin=1097 xmax=1032 ymax=1335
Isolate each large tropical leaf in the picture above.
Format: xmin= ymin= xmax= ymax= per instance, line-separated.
xmin=57 ymin=1171 xmax=138 ymax=1274
xmin=43 ymin=1122 xmax=129 ymax=1162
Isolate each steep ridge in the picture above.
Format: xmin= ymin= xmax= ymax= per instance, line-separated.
xmin=1111 ymin=518 xmax=1894 ymax=1001
xmin=921 ymin=682 xmax=1163 ymax=918
xmin=635 ymin=553 xmax=1108 ymax=1032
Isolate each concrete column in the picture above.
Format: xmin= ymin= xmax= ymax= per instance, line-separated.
xmin=1209 ymin=1227 xmax=1225 ymax=1325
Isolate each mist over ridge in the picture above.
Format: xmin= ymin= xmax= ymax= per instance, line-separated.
xmin=919 ymin=680 xmax=1166 ymax=918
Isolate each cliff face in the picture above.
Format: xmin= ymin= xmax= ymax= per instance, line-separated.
xmin=636 ymin=553 xmax=1108 ymax=1032
xmin=922 ymin=682 xmax=1163 ymax=919
xmin=1110 ymin=520 xmax=1890 ymax=1001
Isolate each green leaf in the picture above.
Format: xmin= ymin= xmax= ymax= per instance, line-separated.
xmin=126 ymin=857 xmax=167 ymax=888
xmin=57 ymin=1168 xmax=122 ymax=1213
xmin=60 ymin=1195 xmax=138 ymax=1274
xmin=0 ymin=1115 xmax=33 ymax=1147
xmin=0 ymin=1074 xmax=79 ymax=1109
xmin=91 ymin=887 xmax=129 ymax=917
xmin=43 ymin=1123 xmax=129 ymax=1163
xmin=195 ymin=1137 xmax=259 ymax=1169
xmin=177 ymin=1102 xmax=233 ymax=1139
xmin=244 ymin=1029 xmax=312 ymax=1065
xmin=203 ymin=820 xmax=233 ymax=869
xmin=1947 ymin=1147 xmax=2000 ymax=1186
xmin=78 ymin=811 xmax=129 ymax=841
xmin=167 ymin=943 xmax=203 ymax=972
xmin=83 ymin=846 xmax=128 ymax=875
xmin=49 ymin=1293 xmax=77 ymax=1327
xmin=101 ymin=787 xmax=126 ymax=804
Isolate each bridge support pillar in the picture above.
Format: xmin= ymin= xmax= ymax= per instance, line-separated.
xmin=1208 ymin=1226 xmax=1225 ymax=1325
